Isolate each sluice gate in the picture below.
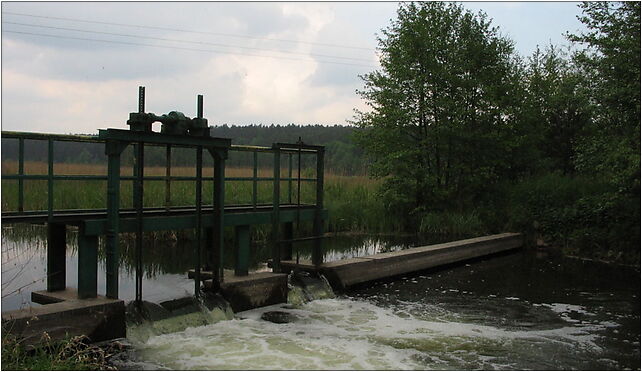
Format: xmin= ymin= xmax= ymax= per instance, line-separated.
xmin=1 ymin=87 xmax=327 ymax=342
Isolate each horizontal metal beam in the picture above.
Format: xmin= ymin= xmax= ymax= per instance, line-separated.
xmin=98 ymin=129 xmax=231 ymax=148
xmin=1 ymin=174 xmax=317 ymax=182
xmin=1 ymin=203 xmax=320 ymax=224
xmin=273 ymin=142 xmax=325 ymax=151
xmin=231 ymin=144 xmax=318 ymax=154
xmin=81 ymin=208 xmax=328 ymax=235
xmin=1 ymin=131 xmax=102 ymax=143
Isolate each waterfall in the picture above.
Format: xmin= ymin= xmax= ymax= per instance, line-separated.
xmin=126 ymin=292 xmax=234 ymax=343
xmin=287 ymin=270 xmax=335 ymax=306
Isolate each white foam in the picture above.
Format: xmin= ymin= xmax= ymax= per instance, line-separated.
xmin=134 ymin=297 xmax=614 ymax=370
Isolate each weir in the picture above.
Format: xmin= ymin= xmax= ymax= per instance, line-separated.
xmin=1 ymin=87 xmax=327 ymax=343
xmin=1 ymin=87 xmax=524 ymax=345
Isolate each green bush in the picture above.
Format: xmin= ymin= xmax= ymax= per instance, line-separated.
xmin=503 ymin=173 xmax=640 ymax=264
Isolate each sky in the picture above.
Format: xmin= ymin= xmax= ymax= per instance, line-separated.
xmin=1 ymin=2 xmax=587 ymax=134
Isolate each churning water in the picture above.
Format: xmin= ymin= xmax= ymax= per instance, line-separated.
xmin=2 ymin=226 xmax=639 ymax=370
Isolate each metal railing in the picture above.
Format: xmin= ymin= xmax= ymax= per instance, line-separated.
xmin=1 ymin=130 xmax=323 ymax=216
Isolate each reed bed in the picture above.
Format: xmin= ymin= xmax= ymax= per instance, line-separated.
xmin=1 ymin=162 xmax=385 ymax=233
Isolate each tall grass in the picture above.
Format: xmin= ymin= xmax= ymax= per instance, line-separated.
xmin=1 ymin=161 xmax=386 ymax=234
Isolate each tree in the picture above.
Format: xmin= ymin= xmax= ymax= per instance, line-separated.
xmin=523 ymin=45 xmax=592 ymax=174
xmin=568 ymin=2 xmax=640 ymax=195
xmin=352 ymin=2 xmax=522 ymax=227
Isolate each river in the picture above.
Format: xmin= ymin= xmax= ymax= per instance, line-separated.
xmin=1 ymin=225 xmax=639 ymax=370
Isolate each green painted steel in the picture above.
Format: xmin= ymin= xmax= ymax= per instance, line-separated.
xmin=134 ymin=141 xmax=144 ymax=304
xmin=235 ymin=225 xmax=250 ymax=276
xmin=194 ymin=146 xmax=203 ymax=296
xmin=272 ymin=148 xmax=281 ymax=273
xmin=313 ymin=148 xmax=325 ymax=267
xmin=282 ymin=222 xmax=293 ymax=261
xmin=105 ymin=141 xmax=126 ymax=299
xmin=252 ymin=151 xmax=258 ymax=210
xmin=212 ymin=153 xmax=226 ymax=287
xmin=80 ymin=207 xmax=325 ymax=236
xmin=288 ymin=153 xmax=293 ymax=204
xmin=0 ymin=89 xmax=327 ymax=303
xmin=77 ymin=223 xmax=98 ymax=299
xmin=47 ymin=138 xmax=54 ymax=221
xmin=46 ymin=223 xmax=66 ymax=291
xmin=18 ymin=138 xmax=24 ymax=213
xmin=165 ymin=145 xmax=171 ymax=210
xmin=99 ymin=128 xmax=231 ymax=148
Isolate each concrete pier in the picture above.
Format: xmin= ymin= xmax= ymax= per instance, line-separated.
xmin=281 ymin=233 xmax=523 ymax=289
xmin=204 ymin=272 xmax=288 ymax=312
xmin=2 ymin=288 xmax=125 ymax=345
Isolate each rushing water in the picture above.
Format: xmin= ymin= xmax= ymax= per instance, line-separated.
xmin=1 ymin=225 xmax=640 ymax=370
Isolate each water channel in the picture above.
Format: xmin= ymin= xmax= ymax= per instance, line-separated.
xmin=1 ymin=225 xmax=640 ymax=370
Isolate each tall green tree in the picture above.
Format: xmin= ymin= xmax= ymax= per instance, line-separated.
xmin=352 ymin=2 xmax=522 ymax=227
xmin=568 ymin=1 xmax=640 ymax=194
xmin=523 ymin=45 xmax=592 ymax=174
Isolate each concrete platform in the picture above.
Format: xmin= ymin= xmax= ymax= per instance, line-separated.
xmin=2 ymin=288 xmax=125 ymax=345
xmin=204 ymin=272 xmax=288 ymax=312
xmin=281 ymin=233 xmax=523 ymax=289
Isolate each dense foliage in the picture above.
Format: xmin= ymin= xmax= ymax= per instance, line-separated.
xmin=353 ymin=1 xmax=640 ymax=263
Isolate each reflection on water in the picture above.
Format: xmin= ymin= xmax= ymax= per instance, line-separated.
xmin=1 ymin=225 xmax=639 ymax=370
xmin=1 ymin=225 xmax=423 ymax=311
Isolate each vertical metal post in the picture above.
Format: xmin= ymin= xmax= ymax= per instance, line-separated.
xmin=138 ymin=86 xmax=145 ymax=113
xmin=252 ymin=151 xmax=258 ymax=209
xmin=18 ymin=138 xmax=24 ymax=212
xmin=105 ymin=142 xmax=123 ymax=299
xmin=133 ymin=88 xmax=144 ymax=208
xmin=235 ymin=225 xmax=250 ymax=276
xmin=195 ymin=94 xmax=204 ymax=295
xmin=272 ymin=147 xmax=281 ymax=272
xmin=312 ymin=148 xmax=325 ymax=267
xmin=78 ymin=222 xmax=98 ymax=299
xmin=133 ymin=144 xmax=139 ymax=208
xmin=46 ymin=223 xmax=66 ymax=291
xmin=165 ymin=145 xmax=172 ymax=210
xmin=47 ymin=138 xmax=54 ymax=221
xmin=296 ymin=139 xmax=302 ymax=264
xmin=194 ymin=146 xmax=203 ymax=297
xmin=282 ymin=222 xmax=293 ymax=261
xmin=288 ymin=153 xmax=293 ymax=204
xmin=212 ymin=152 xmax=226 ymax=286
xmin=134 ymin=142 xmax=144 ymax=305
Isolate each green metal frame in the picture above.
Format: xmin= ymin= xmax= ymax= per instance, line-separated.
xmin=1 ymin=89 xmax=326 ymax=302
xmin=1 ymin=130 xmax=326 ymax=301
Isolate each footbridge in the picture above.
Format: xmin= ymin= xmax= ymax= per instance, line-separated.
xmin=1 ymin=88 xmax=327 ymax=342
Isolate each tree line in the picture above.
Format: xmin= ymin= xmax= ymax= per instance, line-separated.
xmin=1 ymin=124 xmax=367 ymax=174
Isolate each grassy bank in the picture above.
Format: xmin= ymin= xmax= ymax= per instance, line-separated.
xmin=1 ymin=333 xmax=114 ymax=370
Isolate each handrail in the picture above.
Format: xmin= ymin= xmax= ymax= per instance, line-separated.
xmin=1 ymin=130 xmax=324 ymax=214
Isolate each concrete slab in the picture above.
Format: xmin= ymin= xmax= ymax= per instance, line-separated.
xmin=205 ymin=272 xmax=288 ymax=312
xmin=281 ymin=233 xmax=523 ymax=289
xmin=2 ymin=288 xmax=125 ymax=345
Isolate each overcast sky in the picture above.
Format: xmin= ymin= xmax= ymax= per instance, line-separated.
xmin=1 ymin=2 xmax=587 ymax=134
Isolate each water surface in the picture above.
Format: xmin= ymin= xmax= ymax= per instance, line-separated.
xmin=1 ymin=226 xmax=639 ymax=370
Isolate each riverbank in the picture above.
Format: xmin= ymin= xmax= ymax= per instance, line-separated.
xmin=1 ymin=333 xmax=121 ymax=370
